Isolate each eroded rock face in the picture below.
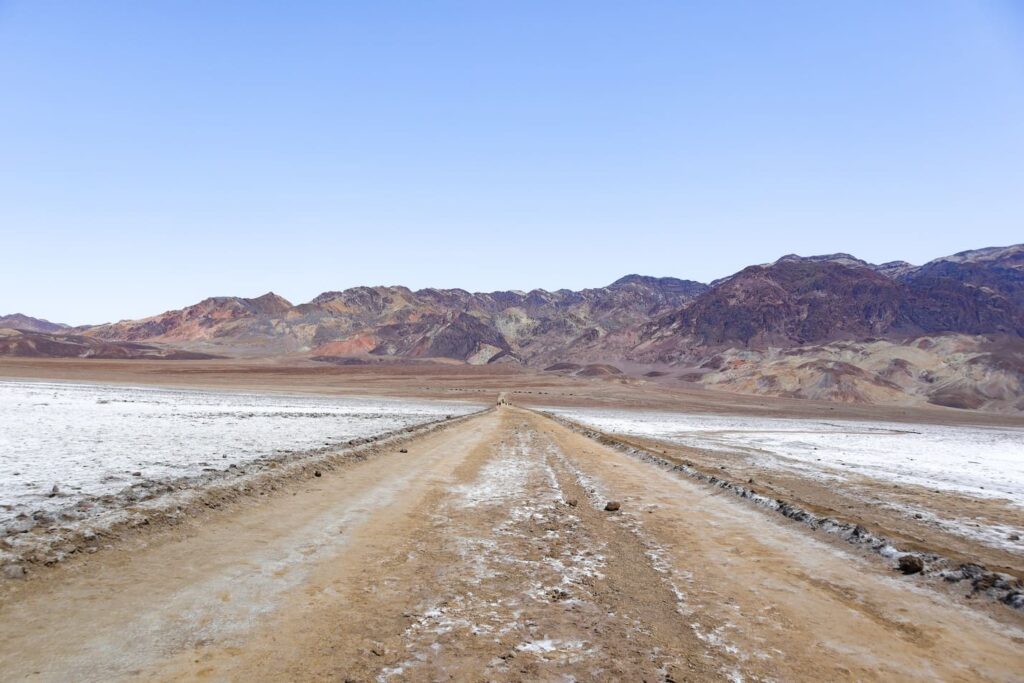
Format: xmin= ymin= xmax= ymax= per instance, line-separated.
xmin=17 ymin=245 xmax=1024 ymax=366
xmin=75 ymin=276 xmax=708 ymax=364
xmin=633 ymin=247 xmax=1024 ymax=357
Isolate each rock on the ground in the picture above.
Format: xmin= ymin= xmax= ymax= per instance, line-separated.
xmin=1002 ymin=591 xmax=1024 ymax=609
xmin=604 ymin=501 xmax=621 ymax=512
xmin=898 ymin=554 xmax=924 ymax=574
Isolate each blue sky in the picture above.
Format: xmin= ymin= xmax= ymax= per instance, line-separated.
xmin=1 ymin=1 xmax=1023 ymax=325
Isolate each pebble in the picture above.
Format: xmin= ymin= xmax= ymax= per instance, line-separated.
xmin=898 ymin=554 xmax=924 ymax=575
xmin=314 ymin=470 xmax=322 ymax=477
xmin=604 ymin=501 xmax=621 ymax=512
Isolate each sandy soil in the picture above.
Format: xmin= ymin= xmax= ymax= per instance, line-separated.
xmin=3 ymin=357 xmax=1023 ymax=427
xmin=607 ymin=430 xmax=1024 ymax=580
xmin=2 ymin=407 xmax=1022 ymax=681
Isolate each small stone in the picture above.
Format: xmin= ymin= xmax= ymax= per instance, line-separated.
xmin=565 ymin=498 xmax=579 ymax=507
xmin=959 ymin=563 xmax=986 ymax=580
xmin=547 ymin=588 xmax=571 ymax=602
xmin=314 ymin=470 xmax=322 ymax=477
xmin=48 ymin=485 xmax=60 ymax=498
xmin=898 ymin=554 xmax=924 ymax=575
xmin=131 ymin=472 xmax=142 ymax=477
xmin=972 ymin=573 xmax=998 ymax=592
xmin=3 ymin=564 xmax=26 ymax=580
xmin=604 ymin=501 xmax=621 ymax=512
xmin=1002 ymin=591 xmax=1024 ymax=609
xmin=1008 ymin=533 xmax=1020 ymax=541
xmin=399 ymin=449 xmax=408 ymax=454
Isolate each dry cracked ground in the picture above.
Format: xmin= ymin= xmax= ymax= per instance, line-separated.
xmin=1 ymin=407 xmax=1023 ymax=681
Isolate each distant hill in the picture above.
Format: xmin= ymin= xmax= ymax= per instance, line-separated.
xmin=5 ymin=244 xmax=1024 ymax=412
xmin=84 ymin=277 xmax=708 ymax=364
xmin=0 ymin=313 xmax=69 ymax=334
xmin=0 ymin=329 xmax=218 ymax=360
xmin=634 ymin=245 xmax=1024 ymax=355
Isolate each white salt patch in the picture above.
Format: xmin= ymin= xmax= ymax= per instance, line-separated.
xmin=549 ymin=407 xmax=1024 ymax=506
xmin=0 ymin=380 xmax=478 ymax=525
xmin=517 ymin=638 xmax=586 ymax=654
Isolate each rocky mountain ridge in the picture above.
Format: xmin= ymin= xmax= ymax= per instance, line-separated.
xmin=83 ymin=276 xmax=708 ymax=364
xmin=5 ymin=244 xmax=1023 ymax=412
xmin=635 ymin=246 xmax=1024 ymax=358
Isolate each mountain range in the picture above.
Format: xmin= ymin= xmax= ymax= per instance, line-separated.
xmin=3 ymin=244 xmax=1023 ymax=412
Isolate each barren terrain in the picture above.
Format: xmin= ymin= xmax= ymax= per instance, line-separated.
xmin=2 ymin=405 xmax=1023 ymax=681
xmin=3 ymin=357 xmax=1023 ymax=427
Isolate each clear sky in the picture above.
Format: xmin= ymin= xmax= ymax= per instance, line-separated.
xmin=2 ymin=1 xmax=1023 ymax=325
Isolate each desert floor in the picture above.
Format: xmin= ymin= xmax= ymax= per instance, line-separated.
xmin=0 ymin=405 xmax=1021 ymax=681
xmin=3 ymin=356 xmax=1023 ymax=426
xmin=1 ymin=359 xmax=1022 ymax=681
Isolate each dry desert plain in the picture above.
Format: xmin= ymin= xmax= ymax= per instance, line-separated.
xmin=1 ymin=357 xmax=1023 ymax=681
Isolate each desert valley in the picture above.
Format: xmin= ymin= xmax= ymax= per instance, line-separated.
xmin=2 ymin=244 xmax=1023 ymax=681
xmin=4 ymin=3 xmax=1024 ymax=679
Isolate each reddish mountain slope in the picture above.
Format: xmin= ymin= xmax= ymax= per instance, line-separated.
xmin=84 ymin=277 xmax=707 ymax=363
xmin=6 ymin=244 xmax=1023 ymax=413
xmin=633 ymin=246 xmax=1024 ymax=362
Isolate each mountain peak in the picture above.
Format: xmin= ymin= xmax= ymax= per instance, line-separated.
xmin=0 ymin=313 xmax=70 ymax=334
xmin=249 ymin=292 xmax=293 ymax=314
xmin=929 ymin=244 xmax=1024 ymax=270
xmin=609 ymin=274 xmax=709 ymax=296
xmin=772 ymin=253 xmax=872 ymax=269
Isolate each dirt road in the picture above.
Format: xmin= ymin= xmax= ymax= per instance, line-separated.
xmin=1 ymin=407 xmax=1022 ymax=681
